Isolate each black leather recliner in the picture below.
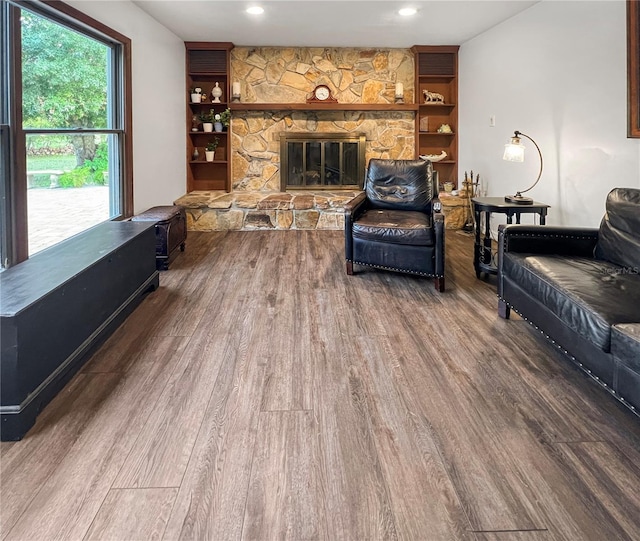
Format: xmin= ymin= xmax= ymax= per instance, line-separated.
xmin=344 ymin=158 xmax=445 ymax=291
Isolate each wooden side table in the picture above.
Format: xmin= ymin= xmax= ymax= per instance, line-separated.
xmin=471 ymin=197 xmax=550 ymax=277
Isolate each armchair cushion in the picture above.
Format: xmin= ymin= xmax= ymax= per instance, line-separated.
xmin=352 ymin=209 xmax=434 ymax=246
xmin=595 ymin=187 xmax=640 ymax=269
xmin=365 ymin=159 xmax=434 ymax=212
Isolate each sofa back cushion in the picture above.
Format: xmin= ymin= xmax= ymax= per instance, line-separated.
xmin=365 ymin=159 xmax=433 ymax=213
xmin=595 ymin=188 xmax=640 ymax=270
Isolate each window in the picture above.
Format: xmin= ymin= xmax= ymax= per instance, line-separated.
xmin=0 ymin=0 xmax=132 ymax=268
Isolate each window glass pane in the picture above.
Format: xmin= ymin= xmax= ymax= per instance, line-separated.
xmin=21 ymin=11 xmax=109 ymax=130
xmin=26 ymin=133 xmax=112 ymax=255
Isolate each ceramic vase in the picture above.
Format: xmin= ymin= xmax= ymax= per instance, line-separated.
xmin=214 ymin=122 xmax=223 ymax=132
xmin=211 ymin=82 xmax=222 ymax=103
xmin=202 ymin=122 xmax=213 ymax=133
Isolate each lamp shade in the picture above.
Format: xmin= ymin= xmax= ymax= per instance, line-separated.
xmin=503 ymin=136 xmax=525 ymax=162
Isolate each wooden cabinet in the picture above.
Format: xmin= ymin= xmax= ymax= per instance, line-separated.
xmin=185 ymin=42 xmax=233 ymax=192
xmin=412 ymin=46 xmax=459 ymax=189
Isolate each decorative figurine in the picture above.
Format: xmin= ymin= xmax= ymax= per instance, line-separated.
xmin=423 ymin=89 xmax=445 ymax=103
xmin=437 ymin=124 xmax=453 ymax=134
xmin=211 ymin=82 xmax=223 ymax=103
xmin=191 ymin=115 xmax=199 ymax=132
xmin=419 ymin=150 xmax=448 ymax=162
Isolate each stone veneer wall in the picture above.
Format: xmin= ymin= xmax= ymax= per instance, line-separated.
xmin=230 ymin=47 xmax=415 ymax=191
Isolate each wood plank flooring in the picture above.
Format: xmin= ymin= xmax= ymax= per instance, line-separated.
xmin=1 ymin=230 xmax=640 ymax=541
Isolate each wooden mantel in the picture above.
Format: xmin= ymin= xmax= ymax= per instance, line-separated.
xmin=229 ymin=103 xmax=418 ymax=112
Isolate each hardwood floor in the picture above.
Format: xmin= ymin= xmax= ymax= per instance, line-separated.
xmin=1 ymin=230 xmax=639 ymax=541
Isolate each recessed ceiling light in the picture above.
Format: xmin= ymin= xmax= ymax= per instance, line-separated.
xmin=398 ymin=8 xmax=417 ymax=16
xmin=246 ymin=6 xmax=264 ymax=15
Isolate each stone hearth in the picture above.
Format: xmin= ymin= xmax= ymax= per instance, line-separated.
xmin=174 ymin=190 xmax=360 ymax=231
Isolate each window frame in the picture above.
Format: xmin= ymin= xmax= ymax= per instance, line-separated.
xmin=1 ymin=0 xmax=132 ymax=268
xmin=628 ymin=0 xmax=640 ymax=138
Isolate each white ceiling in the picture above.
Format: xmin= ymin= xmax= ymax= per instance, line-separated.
xmin=131 ymin=1 xmax=539 ymax=48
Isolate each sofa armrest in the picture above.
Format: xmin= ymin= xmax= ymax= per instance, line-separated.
xmin=498 ymin=224 xmax=599 ymax=256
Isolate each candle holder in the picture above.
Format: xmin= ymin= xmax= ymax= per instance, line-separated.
xmin=394 ymin=82 xmax=404 ymax=104
xmin=232 ymin=81 xmax=241 ymax=103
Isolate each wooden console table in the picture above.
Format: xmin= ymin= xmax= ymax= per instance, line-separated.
xmin=471 ymin=197 xmax=550 ymax=278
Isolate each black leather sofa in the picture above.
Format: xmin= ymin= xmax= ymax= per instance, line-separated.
xmin=497 ymin=188 xmax=640 ymax=414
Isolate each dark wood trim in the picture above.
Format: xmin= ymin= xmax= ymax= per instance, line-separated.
xmin=9 ymin=4 xmax=28 ymax=263
xmin=122 ymin=36 xmax=133 ymax=217
xmin=628 ymin=0 xmax=640 ymax=137
xmin=40 ymin=1 xmax=130 ymax=45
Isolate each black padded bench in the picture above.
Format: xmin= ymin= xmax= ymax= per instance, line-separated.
xmin=0 ymin=221 xmax=159 ymax=440
xmin=131 ymin=206 xmax=187 ymax=270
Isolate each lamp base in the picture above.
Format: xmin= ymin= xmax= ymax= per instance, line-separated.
xmin=504 ymin=193 xmax=534 ymax=205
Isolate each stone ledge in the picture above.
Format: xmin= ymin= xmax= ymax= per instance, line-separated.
xmin=439 ymin=193 xmax=471 ymax=230
xmin=175 ymin=190 xmax=361 ymax=231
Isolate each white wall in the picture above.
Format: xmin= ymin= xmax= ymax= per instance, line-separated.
xmin=459 ymin=1 xmax=640 ymax=228
xmin=67 ymin=0 xmax=185 ymax=214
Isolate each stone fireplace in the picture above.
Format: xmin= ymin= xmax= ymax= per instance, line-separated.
xmin=177 ymin=46 xmax=417 ymax=231
xmin=280 ymin=132 xmax=366 ymax=191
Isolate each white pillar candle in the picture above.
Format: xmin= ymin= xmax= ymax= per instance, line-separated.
xmin=232 ymin=81 xmax=241 ymax=96
xmin=395 ymin=82 xmax=403 ymax=97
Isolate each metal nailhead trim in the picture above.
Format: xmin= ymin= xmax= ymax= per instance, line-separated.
xmin=353 ymin=261 xmax=443 ymax=278
xmin=496 ymin=295 xmax=634 ymax=405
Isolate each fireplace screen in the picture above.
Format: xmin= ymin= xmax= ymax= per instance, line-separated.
xmin=280 ymin=133 xmax=366 ymax=190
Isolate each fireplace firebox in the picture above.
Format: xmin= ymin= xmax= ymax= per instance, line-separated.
xmin=280 ymin=133 xmax=366 ymax=191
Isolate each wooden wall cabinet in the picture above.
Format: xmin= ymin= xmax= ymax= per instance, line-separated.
xmin=412 ymin=46 xmax=459 ymax=189
xmin=186 ymin=42 xmax=233 ymax=192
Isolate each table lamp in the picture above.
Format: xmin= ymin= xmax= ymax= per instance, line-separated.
xmin=503 ymin=130 xmax=543 ymax=205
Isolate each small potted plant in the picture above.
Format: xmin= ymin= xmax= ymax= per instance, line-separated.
xmin=200 ymin=112 xmax=213 ymax=133
xmin=210 ymin=108 xmax=231 ymax=132
xmin=190 ymin=87 xmax=202 ymax=103
xmin=205 ymin=137 xmax=219 ymax=162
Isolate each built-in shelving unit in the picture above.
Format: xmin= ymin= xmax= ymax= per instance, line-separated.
xmin=412 ymin=45 xmax=459 ymax=189
xmin=186 ymin=42 xmax=233 ymax=192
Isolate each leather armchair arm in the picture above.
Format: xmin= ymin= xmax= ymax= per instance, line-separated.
xmin=344 ymin=192 xmax=369 ymax=261
xmin=344 ymin=192 xmax=367 ymax=215
xmin=498 ymin=224 xmax=599 ymax=257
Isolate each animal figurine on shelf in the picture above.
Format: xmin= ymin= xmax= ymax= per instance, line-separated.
xmin=423 ymin=89 xmax=445 ymax=103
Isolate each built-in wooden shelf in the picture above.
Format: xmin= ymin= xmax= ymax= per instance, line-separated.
xmin=230 ymin=103 xmax=418 ymax=112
